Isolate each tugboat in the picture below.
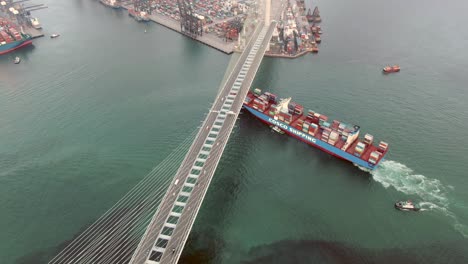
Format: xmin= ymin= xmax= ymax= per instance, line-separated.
xmin=395 ymin=200 xmax=420 ymax=211
xmin=14 ymin=56 xmax=21 ymax=64
xmin=383 ymin=65 xmax=400 ymax=73
xmin=311 ymin=45 xmax=319 ymax=53
xmin=271 ymin=125 xmax=285 ymax=134
xmin=99 ymin=0 xmax=121 ymax=9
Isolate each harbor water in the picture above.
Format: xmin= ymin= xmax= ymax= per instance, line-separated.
xmin=1 ymin=0 xmax=468 ymax=263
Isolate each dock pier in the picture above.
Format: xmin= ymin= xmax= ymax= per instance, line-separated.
xmin=121 ymin=4 xmax=235 ymax=54
xmin=23 ymin=26 xmax=44 ymax=39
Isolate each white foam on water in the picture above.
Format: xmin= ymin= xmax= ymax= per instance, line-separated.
xmin=372 ymin=160 xmax=468 ymax=238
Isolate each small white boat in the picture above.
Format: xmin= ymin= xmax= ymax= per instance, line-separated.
xmin=50 ymin=33 xmax=60 ymax=38
xmin=395 ymin=200 xmax=420 ymax=211
xmin=271 ymin=126 xmax=285 ymax=134
xmin=14 ymin=57 xmax=21 ymax=64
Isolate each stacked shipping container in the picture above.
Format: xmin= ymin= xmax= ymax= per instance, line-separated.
xmin=0 ymin=31 xmax=13 ymax=43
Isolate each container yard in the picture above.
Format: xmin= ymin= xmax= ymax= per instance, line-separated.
xmin=265 ymin=0 xmax=323 ymax=58
xmin=106 ymin=0 xmax=257 ymax=54
xmin=97 ymin=0 xmax=321 ymax=57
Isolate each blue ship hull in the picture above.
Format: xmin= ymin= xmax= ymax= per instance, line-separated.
xmin=243 ymin=105 xmax=386 ymax=170
xmin=0 ymin=38 xmax=33 ymax=55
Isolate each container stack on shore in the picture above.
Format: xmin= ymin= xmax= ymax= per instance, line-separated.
xmin=100 ymin=0 xmax=254 ymax=53
xmin=100 ymin=0 xmax=321 ymax=58
xmin=266 ymin=0 xmax=323 ymax=58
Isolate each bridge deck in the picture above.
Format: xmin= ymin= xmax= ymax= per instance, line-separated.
xmin=128 ymin=21 xmax=277 ymax=264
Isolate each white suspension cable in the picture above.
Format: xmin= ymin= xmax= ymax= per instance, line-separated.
xmin=49 ymin=129 xmax=197 ymax=264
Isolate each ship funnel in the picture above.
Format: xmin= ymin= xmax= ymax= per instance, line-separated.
xmin=277 ymin=97 xmax=291 ymax=114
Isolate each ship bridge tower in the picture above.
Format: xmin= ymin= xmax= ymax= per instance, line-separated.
xmin=271 ymin=97 xmax=291 ymax=115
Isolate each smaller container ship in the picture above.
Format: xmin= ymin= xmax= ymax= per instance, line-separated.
xmin=99 ymin=0 xmax=121 ymax=9
xmin=243 ymin=89 xmax=389 ymax=170
xmin=383 ymin=65 xmax=400 ymax=73
xmin=128 ymin=9 xmax=150 ymax=22
xmin=29 ymin=17 xmax=41 ymax=29
xmin=0 ymin=20 xmax=33 ymax=55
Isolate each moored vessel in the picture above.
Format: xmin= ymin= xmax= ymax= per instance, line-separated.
xmin=99 ymin=0 xmax=121 ymax=9
xmin=243 ymin=89 xmax=389 ymax=170
xmin=128 ymin=9 xmax=150 ymax=22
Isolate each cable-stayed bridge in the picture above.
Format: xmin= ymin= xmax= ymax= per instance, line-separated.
xmin=48 ymin=0 xmax=283 ymax=263
xmin=129 ymin=20 xmax=276 ymax=264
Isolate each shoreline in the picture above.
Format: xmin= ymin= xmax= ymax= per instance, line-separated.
xmin=122 ymin=4 xmax=235 ymax=54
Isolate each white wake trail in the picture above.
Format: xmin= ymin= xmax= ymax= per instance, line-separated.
xmin=371 ymin=160 xmax=468 ymax=238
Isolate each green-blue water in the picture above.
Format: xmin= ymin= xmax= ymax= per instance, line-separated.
xmin=1 ymin=0 xmax=467 ymax=263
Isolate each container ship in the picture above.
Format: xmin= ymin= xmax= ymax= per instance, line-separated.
xmin=99 ymin=0 xmax=121 ymax=9
xmin=128 ymin=9 xmax=150 ymax=22
xmin=243 ymin=89 xmax=389 ymax=170
xmin=0 ymin=20 xmax=33 ymax=55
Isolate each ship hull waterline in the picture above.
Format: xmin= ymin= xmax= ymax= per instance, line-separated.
xmin=0 ymin=40 xmax=33 ymax=55
xmin=242 ymin=105 xmax=386 ymax=171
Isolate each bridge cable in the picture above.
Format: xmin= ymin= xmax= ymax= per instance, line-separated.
xmin=55 ymin=140 xmax=191 ymax=264
xmin=51 ymin=153 xmax=182 ymax=264
xmin=48 ymin=128 xmax=198 ymax=264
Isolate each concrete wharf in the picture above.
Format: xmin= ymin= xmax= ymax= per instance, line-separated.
xmin=121 ymin=4 xmax=235 ymax=54
xmin=23 ymin=26 xmax=44 ymax=39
